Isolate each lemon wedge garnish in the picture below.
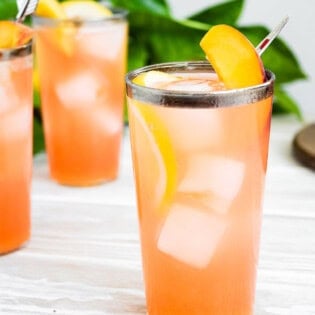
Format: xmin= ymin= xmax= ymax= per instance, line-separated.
xmin=128 ymin=100 xmax=177 ymax=216
xmin=61 ymin=1 xmax=112 ymax=19
xmin=36 ymin=0 xmax=112 ymax=20
xmin=57 ymin=1 xmax=112 ymax=55
xmin=35 ymin=0 xmax=112 ymax=56
xmin=35 ymin=0 xmax=72 ymax=55
xmin=35 ymin=0 xmax=66 ymax=19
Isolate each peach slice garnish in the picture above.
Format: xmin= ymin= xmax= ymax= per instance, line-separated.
xmin=0 ymin=21 xmax=32 ymax=49
xmin=200 ymin=24 xmax=265 ymax=89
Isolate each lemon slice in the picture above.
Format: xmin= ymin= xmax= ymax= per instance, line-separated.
xmin=129 ymin=99 xmax=177 ymax=216
xmin=133 ymin=70 xmax=180 ymax=88
xmin=129 ymin=102 xmax=177 ymax=215
xmin=130 ymin=70 xmax=179 ymax=215
xmin=200 ymin=24 xmax=265 ymax=89
xmin=61 ymin=1 xmax=112 ymax=19
xmin=35 ymin=0 xmax=66 ymax=19
xmin=35 ymin=1 xmax=112 ymax=56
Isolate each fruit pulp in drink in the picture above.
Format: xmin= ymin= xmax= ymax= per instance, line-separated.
xmin=35 ymin=18 xmax=128 ymax=185
xmin=128 ymin=71 xmax=272 ymax=315
xmin=0 ymin=54 xmax=33 ymax=254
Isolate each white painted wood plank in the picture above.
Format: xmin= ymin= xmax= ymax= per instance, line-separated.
xmin=0 ymin=202 xmax=145 ymax=315
xmin=31 ymin=133 xmax=136 ymax=206
xmin=1 ymin=116 xmax=315 ymax=314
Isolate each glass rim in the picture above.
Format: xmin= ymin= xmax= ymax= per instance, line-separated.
xmin=0 ymin=40 xmax=32 ymax=62
xmin=125 ymin=61 xmax=275 ymax=108
xmin=32 ymin=7 xmax=128 ymax=26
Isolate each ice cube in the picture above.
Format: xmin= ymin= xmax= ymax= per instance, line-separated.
xmin=10 ymin=55 xmax=32 ymax=72
xmin=156 ymin=107 xmax=223 ymax=152
xmin=56 ymin=71 xmax=104 ymax=108
xmin=0 ymin=64 xmax=10 ymax=83
xmin=178 ymin=154 xmax=245 ymax=214
xmin=195 ymin=192 xmax=232 ymax=215
xmin=0 ymin=64 xmax=18 ymax=114
xmin=91 ymin=106 xmax=122 ymax=135
xmin=158 ymin=203 xmax=227 ymax=269
xmin=164 ymin=79 xmax=224 ymax=92
xmin=78 ymin=24 xmax=127 ymax=61
xmin=0 ymin=86 xmax=12 ymax=114
xmin=0 ymin=106 xmax=32 ymax=140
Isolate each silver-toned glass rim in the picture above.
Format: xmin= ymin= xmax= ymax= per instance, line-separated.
xmin=126 ymin=61 xmax=275 ymax=108
xmin=0 ymin=40 xmax=32 ymax=62
xmin=32 ymin=7 xmax=128 ymax=26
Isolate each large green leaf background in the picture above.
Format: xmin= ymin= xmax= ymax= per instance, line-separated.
xmin=110 ymin=0 xmax=306 ymax=119
xmin=0 ymin=0 xmax=307 ymax=153
xmin=0 ymin=0 xmax=17 ymax=19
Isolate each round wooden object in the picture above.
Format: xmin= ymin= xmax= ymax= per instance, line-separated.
xmin=293 ymin=123 xmax=315 ymax=170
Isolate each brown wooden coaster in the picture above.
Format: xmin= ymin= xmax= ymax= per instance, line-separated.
xmin=293 ymin=123 xmax=315 ymax=170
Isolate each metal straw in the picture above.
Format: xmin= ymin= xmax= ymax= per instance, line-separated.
xmin=256 ymin=15 xmax=289 ymax=56
xmin=16 ymin=0 xmax=39 ymax=22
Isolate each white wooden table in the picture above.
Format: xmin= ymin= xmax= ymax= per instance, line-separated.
xmin=1 ymin=116 xmax=315 ymax=315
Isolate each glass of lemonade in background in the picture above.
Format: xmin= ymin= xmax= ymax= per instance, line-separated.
xmin=126 ymin=61 xmax=274 ymax=314
xmin=33 ymin=6 xmax=128 ymax=186
xmin=0 ymin=29 xmax=33 ymax=254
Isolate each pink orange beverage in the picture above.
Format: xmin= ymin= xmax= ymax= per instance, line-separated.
xmin=0 ymin=25 xmax=33 ymax=254
xmin=34 ymin=6 xmax=128 ymax=186
xmin=126 ymin=61 xmax=274 ymax=315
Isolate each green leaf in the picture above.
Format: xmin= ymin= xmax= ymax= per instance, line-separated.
xmin=127 ymin=12 xmax=208 ymax=63
xmin=176 ymin=19 xmax=211 ymax=31
xmin=33 ymin=89 xmax=41 ymax=108
xmin=127 ymin=11 xmax=175 ymax=31
xmin=127 ymin=35 xmax=149 ymax=71
xmin=107 ymin=0 xmax=170 ymax=16
xmin=33 ymin=110 xmax=45 ymax=154
xmin=148 ymin=27 xmax=205 ymax=63
xmin=273 ymin=85 xmax=303 ymax=119
xmin=240 ymin=26 xmax=307 ymax=84
xmin=148 ymin=32 xmax=202 ymax=63
xmin=188 ymin=0 xmax=244 ymax=25
xmin=0 ymin=0 xmax=17 ymax=20
xmin=25 ymin=0 xmax=307 ymax=153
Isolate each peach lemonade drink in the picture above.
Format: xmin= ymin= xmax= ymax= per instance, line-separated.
xmin=34 ymin=1 xmax=128 ymax=185
xmin=0 ymin=22 xmax=33 ymax=254
xmin=126 ymin=25 xmax=275 ymax=315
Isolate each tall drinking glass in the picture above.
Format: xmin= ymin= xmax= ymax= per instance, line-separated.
xmin=126 ymin=61 xmax=274 ymax=315
xmin=0 ymin=41 xmax=33 ymax=254
xmin=33 ymin=8 xmax=128 ymax=186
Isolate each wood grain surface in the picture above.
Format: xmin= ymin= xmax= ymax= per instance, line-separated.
xmin=1 ymin=116 xmax=315 ymax=315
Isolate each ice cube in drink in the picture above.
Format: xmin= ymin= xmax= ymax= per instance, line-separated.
xmin=178 ymin=154 xmax=245 ymax=214
xmin=78 ymin=23 xmax=126 ymax=61
xmin=158 ymin=203 xmax=227 ymax=269
xmin=55 ymin=71 xmax=103 ymax=109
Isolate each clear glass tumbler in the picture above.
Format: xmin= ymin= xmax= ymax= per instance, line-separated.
xmin=126 ymin=61 xmax=275 ymax=315
xmin=0 ymin=40 xmax=33 ymax=254
xmin=34 ymin=8 xmax=128 ymax=186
